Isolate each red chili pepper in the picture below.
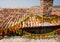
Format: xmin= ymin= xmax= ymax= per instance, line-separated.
xmin=57 ymin=29 xmax=60 ymax=34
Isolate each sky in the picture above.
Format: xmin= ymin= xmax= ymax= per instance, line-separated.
xmin=0 ymin=0 xmax=60 ymax=8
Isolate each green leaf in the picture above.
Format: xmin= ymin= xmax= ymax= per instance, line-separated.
xmin=58 ymin=17 xmax=60 ymax=20
xmin=4 ymin=28 xmax=8 ymax=33
xmin=35 ymin=15 xmax=42 ymax=19
xmin=23 ymin=16 xmax=29 ymax=21
xmin=50 ymin=17 xmax=55 ymax=21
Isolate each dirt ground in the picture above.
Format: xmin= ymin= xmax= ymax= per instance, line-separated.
xmin=0 ymin=36 xmax=58 ymax=42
